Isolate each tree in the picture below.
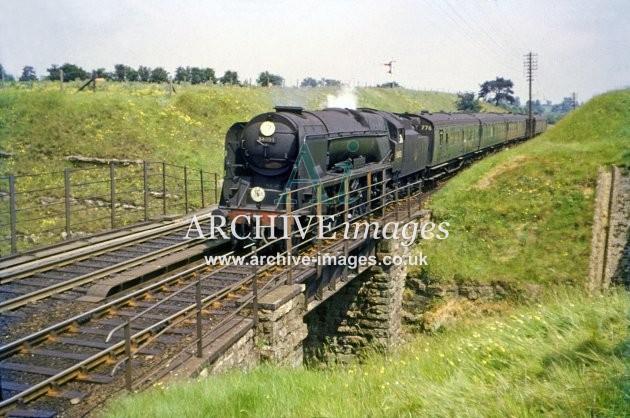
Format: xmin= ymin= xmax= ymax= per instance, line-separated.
xmin=47 ymin=65 xmax=60 ymax=81
xmin=455 ymin=92 xmax=482 ymax=112
xmin=114 ymin=64 xmax=137 ymax=82
xmin=94 ymin=68 xmax=113 ymax=80
xmin=150 ymin=67 xmax=169 ymax=83
xmin=257 ymin=71 xmax=283 ymax=87
xmin=0 ymin=64 xmax=15 ymax=82
xmin=300 ymin=77 xmax=318 ymax=88
xmin=47 ymin=63 xmax=89 ymax=81
xmin=201 ymin=68 xmax=216 ymax=84
xmin=19 ymin=66 xmax=37 ymax=82
xmin=552 ymin=97 xmax=576 ymax=114
xmin=320 ymin=78 xmax=341 ymax=87
xmin=190 ymin=67 xmax=216 ymax=84
xmin=174 ymin=66 xmax=190 ymax=83
xmin=525 ymin=99 xmax=544 ymax=114
xmin=377 ymin=81 xmax=400 ymax=88
xmin=137 ymin=66 xmax=151 ymax=82
xmin=219 ymin=70 xmax=240 ymax=85
xmin=478 ymin=77 xmax=515 ymax=106
xmin=127 ymin=68 xmax=139 ymax=82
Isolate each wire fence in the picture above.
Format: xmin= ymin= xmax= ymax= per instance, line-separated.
xmin=0 ymin=162 xmax=219 ymax=256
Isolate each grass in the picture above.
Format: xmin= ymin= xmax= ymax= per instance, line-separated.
xmin=103 ymin=288 xmax=630 ymax=417
xmin=0 ymin=82 xmax=486 ymax=177
xmin=101 ymin=88 xmax=630 ymax=418
xmin=414 ymin=89 xmax=630 ymax=287
xmin=0 ymin=82 xmax=493 ymax=253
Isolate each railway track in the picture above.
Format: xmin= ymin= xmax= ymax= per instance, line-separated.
xmin=0 ymin=256 xmax=254 ymax=416
xmin=0 ymin=212 xmax=224 ymax=317
xmin=0 ymin=178 xmax=426 ymax=417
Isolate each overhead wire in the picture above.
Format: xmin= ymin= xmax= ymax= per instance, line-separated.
xmin=429 ymin=0 xmax=510 ymax=69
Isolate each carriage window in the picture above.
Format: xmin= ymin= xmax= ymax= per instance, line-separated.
xmin=439 ymin=129 xmax=444 ymax=144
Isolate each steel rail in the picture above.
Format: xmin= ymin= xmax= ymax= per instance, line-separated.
xmin=0 ymin=259 xmax=221 ymax=361
xmin=0 ymin=211 xmax=214 ymax=282
xmin=0 ymin=259 xmax=253 ymax=413
xmin=0 ymin=238 xmax=211 ymax=313
xmin=0 ymin=178 xmax=427 ymax=414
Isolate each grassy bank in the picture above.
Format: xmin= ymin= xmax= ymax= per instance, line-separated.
xmin=0 ymin=83 xmax=488 ymax=176
xmin=415 ymin=89 xmax=630 ymax=287
xmin=0 ymin=83 xmax=478 ymax=252
xmin=104 ymin=289 xmax=630 ymax=417
xmin=103 ymin=90 xmax=630 ymax=417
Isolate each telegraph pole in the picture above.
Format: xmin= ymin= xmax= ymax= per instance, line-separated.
xmin=524 ymin=52 xmax=538 ymax=137
xmin=572 ymin=92 xmax=577 ymax=110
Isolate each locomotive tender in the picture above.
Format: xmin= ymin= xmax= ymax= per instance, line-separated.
xmin=216 ymin=105 xmax=547 ymax=233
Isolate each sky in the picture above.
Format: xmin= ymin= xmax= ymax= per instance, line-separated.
xmin=1 ymin=0 xmax=629 ymax=103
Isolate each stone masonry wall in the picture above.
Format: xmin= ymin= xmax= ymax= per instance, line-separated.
xmin=205 ymin=328 xmax=258 ymax=376
xmin=304 ymin=238 xmax=408 ymax=364
xmin=193 ymin=284 xmax=308 ymax=379
xmin=257 ymin=284 xmax=308 ymax=367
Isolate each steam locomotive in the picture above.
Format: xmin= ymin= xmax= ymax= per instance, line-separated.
xmin=215 ymin=105 xmax=547 ymax=234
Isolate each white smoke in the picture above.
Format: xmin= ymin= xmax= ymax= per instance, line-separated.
xmin=325 ymin=85 xmax=358 ymax=109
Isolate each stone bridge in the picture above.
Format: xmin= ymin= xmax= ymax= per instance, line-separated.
xmin=167 ymin=208 xmax=431 ymax=381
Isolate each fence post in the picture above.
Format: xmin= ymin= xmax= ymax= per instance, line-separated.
xmin=196 ymin=278 xmax=203 ymax=358
xmin=367 ymin=172 xmax=372 ymax=222
xmin=214 ymin=173 xmax=218 ymax=204
xmin=407 ymin=184 xmax=412 ymax=219
xmin=381 ymin=170 xmax=386 ymax=219
xmin=316 ymin=184 xmax=323 ymax=278
xmin=343 ymin=176 xmax=349 ymax=281
xmin=252 ymin=245 xmax=259 ymax=328
xmin=316 ymin=184 xmax=324 ymax=300
xmin=285 ymin=189 xmax=293 ymax=285
xmin=184 ymin=166 xmax=189 ymax=214
xmin=395 ymin=186 xmax=399 ymax=222
xmin=9 ymin=174 xmax=17 ymax=254
xmin=110 ymin=163 xmax=116 ymax=229
xmin=124 ymin=320 xmax=132 ymax=391
xmin=64 ymin=169 xmax=71 ymax=239
xmin=143 ymin=161 xmax=149 ymax=222
xmin=200 ymin=169 xmax=205 ymax=208
xmin=162 ymin=162 xmax=167 ymax=215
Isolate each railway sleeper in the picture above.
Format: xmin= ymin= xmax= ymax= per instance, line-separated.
xmin=0 ymin=362 xmax=113 ymax=384
xmin=1 ymin=381 xmax=85 ymax=401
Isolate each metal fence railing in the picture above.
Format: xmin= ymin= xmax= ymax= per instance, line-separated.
xmin=0 ymin=162 xmax=219 ymax=256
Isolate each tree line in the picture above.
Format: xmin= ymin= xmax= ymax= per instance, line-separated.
xmin=455 ymin=76 xmax=578 ymax=122
xmin=0 ymin=62 xmax=342 ymax=88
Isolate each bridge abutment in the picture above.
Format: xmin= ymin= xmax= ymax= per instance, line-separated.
xmin=304 ymin=238 xmax=408 ymax=364
xmin=257 ymin=283 xmax=308 ymax=366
